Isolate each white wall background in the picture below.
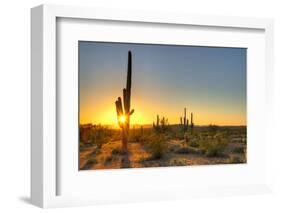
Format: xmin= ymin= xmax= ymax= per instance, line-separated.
xmin=0 ymin=0 xmax=280 ymax=212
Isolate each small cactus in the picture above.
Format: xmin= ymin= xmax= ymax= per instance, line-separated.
xmin=180 ymin=107 xmax=189 ymax=132
xmin=153 ymin=115 xmax=168 ymax=132
xmin=190 ymin=112 xmax=194 ymax=134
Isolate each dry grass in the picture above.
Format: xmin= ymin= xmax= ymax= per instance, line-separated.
xmin=80 ymin=126 xmax=246 ymax=170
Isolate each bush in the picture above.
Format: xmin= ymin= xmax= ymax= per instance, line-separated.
xmin=104 ymin=155 xmax=113 ymax=164
xmin=87 ymin=158 xmax=97 ymax=165
xmin=91 ymin=125 xmax=110 ymax=148
xmin=169 ymin=146 xmax=175 ymax=152
xmin=228 ymin=156 xmax=244 ymax=164
xmin=174 ymin=130 xmax=184 ymax=140
xmin=129 ymin=131 xmax=143 ymax=143
xmin=111 ymin=147 xmax=126 ymax=155
xmin=168 ymin=159 xmax=188 ymax=166
xmin=148 ymin=134 xmax=167 ymax=159
xmin=81 ymin=157 xmax=98 ymax=170
xmin=208 ymin=124 xmax=219 ymax=134
xmin=233 ymin=146 xmax=245 ymax=154
xmin=138 ymin=155 xmax=147 ymax=163
xmin=175 ymin=146 xmax=202 ymax=155
xmin=189 ymin=140 xmax=199 ymax=148
xmin=202 ymin=140 xmax=228 ymax=157
xmin=79 ymin=142 xmax=92 ymax=151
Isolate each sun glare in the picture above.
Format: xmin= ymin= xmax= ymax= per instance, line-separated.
xmin=119 ymin=115 xmax=126 ymax=123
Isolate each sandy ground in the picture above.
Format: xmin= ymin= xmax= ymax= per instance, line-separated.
xmin=80 ymin=139 xmax=246 ymax=170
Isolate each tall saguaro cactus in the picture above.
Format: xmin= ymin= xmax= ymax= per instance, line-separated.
xmin=115 ymin=51 xmax=134 ymax=152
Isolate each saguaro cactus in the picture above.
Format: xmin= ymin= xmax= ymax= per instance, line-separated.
xmin=153 ymin=115 xmax=168 ymax=132
xmin=180 ymin=107 xmax=189 ymax=132
xmin=115 ymin=51 xmax=134 ymax=152
xmin=180 ymin=117 xmax=183 ymax=126
xmin=190 ymin=112 xmax=194 ymax=134
xmin=184 ymin=108 xmax=188 ymax=132
xmin=153 ymin=115 xmax=160 ymax=131
xmin=153 ymin=115 xmax=160 ymax=128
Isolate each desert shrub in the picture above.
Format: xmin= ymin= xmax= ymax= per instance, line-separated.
xmin=129 ymin=129 xmax=143 ymax=143
xmin=233 ymin=146 xmax=245 ymax=154
xmin=111 ymin=147 xmax=126 ymax=155
xmin=189 ymin=140 xmax=200 ymax=148
xmin=141 ymin=132 xmax=156 ymax=144
xmin=80 ymin=124 xmax=113 ymax=147
xmin=208 ymin=124 xmax=220 ymax=136
xmin=177 ymin=147 xmax=190 ymax=154
xmin=169 ymin=146 xmax=175 ymax=152
xmin=79 ymin=141 xmax=93 ymax=151
xmin=91 ymin=125 xmax=110 ymax=148
xmin=132 ymin=133 xmax=143 ymax=142
xmin=201 ymin=139 xmax=228 ymax=157
xmin=175 ymin=147 xmax=201 ymax=155
xmin=168 ymin=159 xmax=188 ymax=166
xmin=148 ymin=134 xmax=167 ymax=159
xmin=110 ymin=129 xmax=122 ymax=141
xmin=175 ymin=147 xmax=191 ymax=154
xmin=87 ymin=157 xmax=98 ymax=165
xmin=228 ymin=156 xmax=244 ymax=164
xmin=138 ymin=155 xmax=147 ymax=163
xmin=81 ymin=157 xmax=98 ymax=170
xmin=104 ymin=155 xmax=113 ymax=164
xmin=165 ymin=132 xmax=176 ymax=141
xmin=174 ymin=130 xmax=185 ymax=140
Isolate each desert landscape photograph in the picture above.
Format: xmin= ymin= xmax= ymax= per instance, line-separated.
xmin=79 ymin=41 xmax=247 ymax=170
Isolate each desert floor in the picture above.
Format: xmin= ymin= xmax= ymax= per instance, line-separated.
xmin=80 ymin=127 xmax=246 ymax=170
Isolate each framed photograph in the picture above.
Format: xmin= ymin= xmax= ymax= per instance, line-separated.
xmin=31 ymin=4 xmax=274 ymax=208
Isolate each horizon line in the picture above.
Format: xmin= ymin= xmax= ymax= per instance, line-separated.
xmin=79 ymin=123 xmax=247 ymax=127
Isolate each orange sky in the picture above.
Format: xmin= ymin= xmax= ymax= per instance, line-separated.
xmin=79 ymin=95 xmax=246 ymax=126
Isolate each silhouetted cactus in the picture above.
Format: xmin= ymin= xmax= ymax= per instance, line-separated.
xmin=161 ymin=117 xmax=168 ymax=128
xmin=180 ymin=107 xmax=189 ymax=132
xmin=191 ymin=112 xmax=194 ymax=134
xmin=153 ymin=115 xmax=160 ymax=129
xmin=184 ymin=108 xmax=186 ymax=127
xmin=115 ymin=51 xmax=134 ymax=152
xmin=153 ymin=115 xmax=168 ymax=132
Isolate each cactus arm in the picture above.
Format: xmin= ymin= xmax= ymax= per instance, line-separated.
xmin=117 ymin=97 xmax=123 ymax=115
xmin=123 ymin=88 xmax=127 ymax=112
xmin=115 ymin=101 xmax=120 ymax=116
xmin=115 ymin=101 xmax=120 ymax=115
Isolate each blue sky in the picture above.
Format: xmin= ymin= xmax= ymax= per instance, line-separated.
xmin=79 ymin=41 xmax=246 ymax=126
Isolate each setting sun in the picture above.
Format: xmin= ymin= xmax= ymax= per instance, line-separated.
xmin=119 ymin=115 xmax=126 ymax=123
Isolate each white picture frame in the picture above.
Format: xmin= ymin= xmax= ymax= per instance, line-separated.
xmin=31 ymin=4 xmax=274 ymax=208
